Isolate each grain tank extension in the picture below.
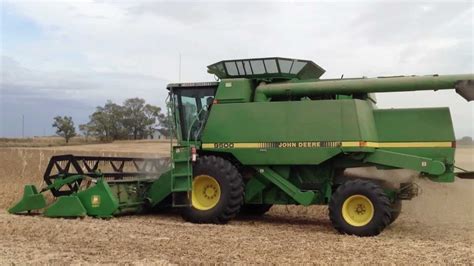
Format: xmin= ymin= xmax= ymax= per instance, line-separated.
xmin=9 ymin=57 xmax=474 ymax=236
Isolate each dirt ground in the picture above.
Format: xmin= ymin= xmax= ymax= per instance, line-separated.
xmin=0 ymin=142 xmax=472 ymax=264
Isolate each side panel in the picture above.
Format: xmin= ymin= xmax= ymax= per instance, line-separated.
xmin=201 ymin=100 xmax=455 ymax=182
xmin=353 ymin=100 xmax=379 ymax=141
xmin=201 ymin=99 xmax=378 ymax=165
xmin=373 ymin=108 xmax=455 ymax=182
xmin=214 ymin=78 xmax=254 ymax=103
xmin=374 ymin=107 xmax=455 ymax=141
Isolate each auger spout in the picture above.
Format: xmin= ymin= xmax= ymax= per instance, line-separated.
xmin=254 ymin=74 xmax=474 ymax=101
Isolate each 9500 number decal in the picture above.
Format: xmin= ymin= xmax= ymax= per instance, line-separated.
xmin=213 ymin=143 xmax=235 ymax=148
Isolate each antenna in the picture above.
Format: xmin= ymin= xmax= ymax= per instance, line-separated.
xmin=178 ymin=53 xmax=182 ymax=82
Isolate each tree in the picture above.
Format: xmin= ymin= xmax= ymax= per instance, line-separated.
xmin=458 ymin=136 xmax=473 ymax=145
xmin=79 ymin=98 xmax=165 ymax=141
xmin=144 ymin=103 xmax=163 ymax=138
xmin=158 ymin=113 xmax=174 ymax=138
xmin=79 ymin=123 xmax=92 ymax=141
xmin=52 ymin=116 xmax=76 ymax=143
xmin=156 ymin=101 xmax=175 ymax=138
xmin=122 ymin=98 xmax=162 ymax=139
xmin=122 ymin=98 xmax=147 ymax=139
xmin=83 ymin=101 xmax=127 ymax=141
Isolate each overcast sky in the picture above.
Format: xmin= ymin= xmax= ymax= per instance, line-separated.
xmin=0 ymin=0 xmax=473 ymax=138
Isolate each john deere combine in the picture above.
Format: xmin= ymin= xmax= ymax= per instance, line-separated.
xmin=9 ymin=57 xmax=474 ymax=236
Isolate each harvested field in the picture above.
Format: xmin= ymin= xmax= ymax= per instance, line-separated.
xmin=0 ymin=136 xmax=101 ymax=148
xmin=0 ymin=142 xmax=473 ymax=264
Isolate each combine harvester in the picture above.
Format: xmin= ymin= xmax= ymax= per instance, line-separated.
xmin=9 ymin=57 xmax=474 ymax=236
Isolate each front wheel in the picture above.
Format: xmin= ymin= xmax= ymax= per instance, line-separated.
xmin=181 ymin=155 xmax=244 ymax=224
xmin=329 ymin=179 xmax=392 ymax=236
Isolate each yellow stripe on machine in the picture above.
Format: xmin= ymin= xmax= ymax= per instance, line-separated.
xmin=202 ymin=143 xmax=261 ymax=149
xmin=202 ymin=141 xmax=453 ymax=149
xmin=341 ymin=141 xmax=452 ymax=148
xmin=233 ymin=143 xmax=262 ymax=148
xmin=202 ymin=143 xmax=215 ymax=148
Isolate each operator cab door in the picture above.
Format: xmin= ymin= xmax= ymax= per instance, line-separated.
xmin=169 ymin=84 xmax=217 ymax=142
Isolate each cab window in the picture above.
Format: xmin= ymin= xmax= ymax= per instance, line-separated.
xmin=173 ymin=87 xmax=216 ymax=141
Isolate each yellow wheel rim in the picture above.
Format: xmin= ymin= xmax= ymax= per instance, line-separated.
xmin=342 ymin=195 xmax=374 ymax=227
xmin=192 ymin=175 xmax=221 ymax=210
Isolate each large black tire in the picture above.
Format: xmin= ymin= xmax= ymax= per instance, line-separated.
xmin=389 ymin=200 xmax=402 ymax=225
xmin=329 ymin=179 xmax=392 ymax=236
xmin=240 ymin=204 xmax=273 ymax=216
xmin=181 ymin=155 xmax=244 ymax=224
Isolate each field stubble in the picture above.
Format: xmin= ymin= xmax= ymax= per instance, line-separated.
xmin=0 ymin=142 xmax=472 ymax=264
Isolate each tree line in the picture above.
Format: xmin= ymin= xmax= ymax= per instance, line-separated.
xmin=52 ymin=98 xmax=172 ymax=143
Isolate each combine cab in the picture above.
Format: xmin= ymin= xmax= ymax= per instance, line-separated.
xmin=10 ymin=57 xmax=474 ymax=236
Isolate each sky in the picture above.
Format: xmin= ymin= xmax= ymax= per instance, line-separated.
xmin=0 ymin=0 xmax=473 ymax=138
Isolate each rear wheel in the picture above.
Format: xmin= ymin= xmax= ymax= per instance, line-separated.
xmin=240 ymin=204 xmax=273 ymax=216
xmin=389 ymin=200 xmax=402 ymax=225
xmin=181 ymin=155 xmax=244 ymax=224
xmin=329 ymin=179 xmax=391 ymax=236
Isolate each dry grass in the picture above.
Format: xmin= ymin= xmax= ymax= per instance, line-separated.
xmin=0 ymin=136 xmax=172 ymax=148
xmin=0 ymin=142 xmax=473 ymax=264
xmin=0 ymin=136 xmax=102 ymax=148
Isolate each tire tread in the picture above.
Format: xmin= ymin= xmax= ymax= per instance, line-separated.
xmin=328 ymin=179 xmax=392 ymax=236
xmin=181 ymin=155 xmax=244 ymax=224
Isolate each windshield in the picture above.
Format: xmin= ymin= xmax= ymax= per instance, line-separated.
xmin=173 ymin=87 xmax=216 ymax=141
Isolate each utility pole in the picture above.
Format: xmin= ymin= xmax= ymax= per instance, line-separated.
xmin=22 ymin=114 xmax=24 ymax=138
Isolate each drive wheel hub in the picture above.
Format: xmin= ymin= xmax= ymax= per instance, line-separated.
xmin=342 ymin=194 xmax=374 ymax=227
xmin=192 ymin=175 xmax=221 ymax=210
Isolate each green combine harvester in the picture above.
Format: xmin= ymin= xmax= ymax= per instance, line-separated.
xmin=9 ymin=57 xmax=474 ymax=236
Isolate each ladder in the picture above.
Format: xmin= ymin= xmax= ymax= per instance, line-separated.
xmin=171 ymin=145 xmax=193 ymax=206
